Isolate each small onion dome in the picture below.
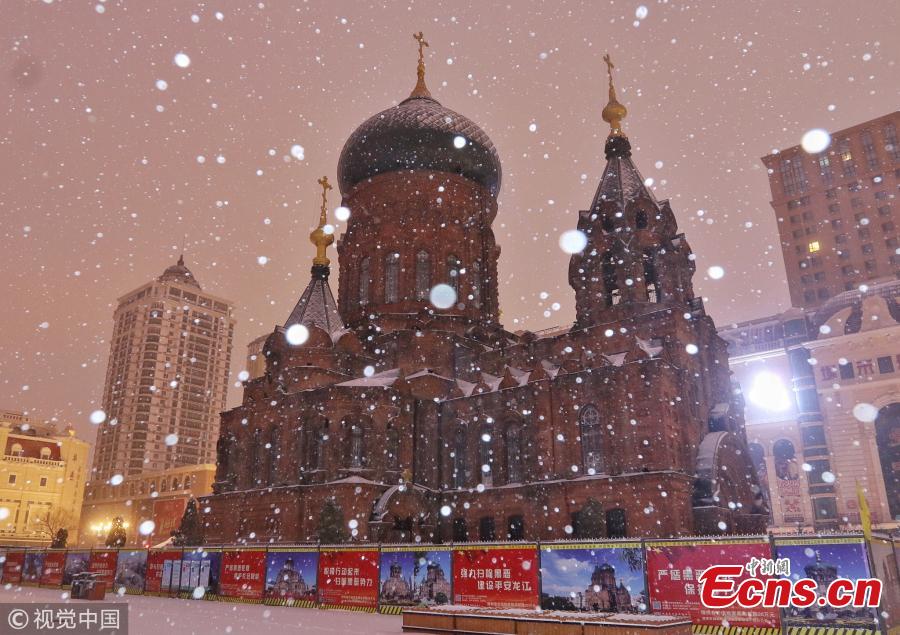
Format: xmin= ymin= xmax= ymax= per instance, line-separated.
xmin=158 ymin=255 xmax=200 ymax=289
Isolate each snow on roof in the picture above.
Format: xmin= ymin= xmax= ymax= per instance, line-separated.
xmin=636 ymin=337 xmax=664 ymax=358
xmin=602 ymin=352 xmax=628 ymax=367
xmin=334 ymin=368 xmax=401 ymax=387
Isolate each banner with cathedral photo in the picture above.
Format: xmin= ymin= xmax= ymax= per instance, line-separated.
xmin=774 ymin=536 xmax=878 ymax=632
xmin=114 ymin=549 xmax=147 ymax=594
xmin=869 ymin=536 xmax=899 ymax=635
xmin=452 ymin=544 xmax=540 ymax=610
xmin=539 ymin=542 xmax=648 ymax=612
xmin=39 ymin=550 xmax=66 ymax=587
xmin=88 ymin=549 xmax=118 ymax=587
xmin=219 ymin=548 xmax=266 ymax=602
xmin=2 ymin=551 xmax=25 ymax=584
xmin=178 ymin=548 xmax=222 ymax=600
xmin=61 ymin=551 xmax=90 ymax=587
xmin=378 ymin=545 xmax=453 ymax=614
xmin=21 ymin=551 xmax=45 ymax=585
xmin=145 ymin=549 xmax=182 ymax=595
xmin=646 ymin=538 xmax=780 ymax=632
xmin=263 ymin=547 xmax=318 ymax=607
xmin=317 ymin=547 xmax=379 ymax=611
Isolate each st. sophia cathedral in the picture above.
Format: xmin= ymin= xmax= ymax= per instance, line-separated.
xmin=198 ymin=35 xmax=768 ymax=544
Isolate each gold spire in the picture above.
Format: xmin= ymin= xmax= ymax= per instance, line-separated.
xmin=409 ymin=31 xmax=432 ymax=99
xmin=601 ymin=53 xmax=627 ymax=137
xmin=309 ymin=176 xmax=334 ymax=266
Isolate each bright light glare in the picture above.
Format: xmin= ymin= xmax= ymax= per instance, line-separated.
xmin=747 ymin=372 xmax=792 ymax=412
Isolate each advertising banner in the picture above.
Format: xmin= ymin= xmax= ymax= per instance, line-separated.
xmin=452 ymin=544 xmax=540 ymax=610
xmin=145 ymin=550 xmax=181 ymax=595
xmin=151 ymin=498 xmax=187 ymax=545
xmin=88 ymin=550 xmax=118 ymax=587
xmin=40 ymin=551 xmax=66 ymax=587
xmin=219 ymin=548 xmax=265 ymax=602
xmin=264 ymin=547 xmax=318 ymax=607
xmin=62 ymin=551 xmax=90 ymax=587
xmin=3 ymin=551 xmax=25 ymax=584
xmin=646 ymin=538 xmax=780 ymax=631
xmin=870 ymin=536 xmax=899 ymax=635
xmin=539 ymin=541 xmax=648 ymax=612
xmin=22 ymin=551 xmax=45 ymax=585
xmin=774 ymin=537 xmax=878 ymax=632
xmin=378 ymin=546 xmax=453 ymax=614
xmin=179 ymin=548 xmax=222 ymax=600
xmin=114 ymin=549 xmax=148 ymax=594
xmin=317 ymin=548 xmax=379 ymax=611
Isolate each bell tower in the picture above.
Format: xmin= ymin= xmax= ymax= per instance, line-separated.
xmin=569 ymin=55 xmax=700 ymax=328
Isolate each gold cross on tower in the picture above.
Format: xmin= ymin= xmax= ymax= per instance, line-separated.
xmin=601 ymin=52 xmax=627 ymax=137
xmin=409 ymin=31 xmax=432 ymax=99
xmin=310 ymin=176 xmax=335 ymax=267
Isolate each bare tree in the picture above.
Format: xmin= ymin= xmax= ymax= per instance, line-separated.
xmin=34 ymin=507 xmax=74 ymax=546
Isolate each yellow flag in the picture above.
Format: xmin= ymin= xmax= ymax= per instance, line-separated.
xmin=856 ymin=481 xmax=872 ymax=542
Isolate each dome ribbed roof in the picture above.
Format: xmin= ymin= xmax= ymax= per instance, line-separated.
xmin=158 ymin=255 xmax=201 ymax=289
xmin=337 ymin=95 xmax=501 ymax=196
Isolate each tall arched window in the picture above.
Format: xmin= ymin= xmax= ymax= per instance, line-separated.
xmin=453 ymin=426 xmax=467 ymax=488
xmin=635 ymin=208 xmax=648 ymax=229
xmin=415 ymin=250 xmax=431 ymax=300
xmin=306 ymin=426 xmax=324 ymax=471
xmin=384 ymin=252 xmax=400 ymax=302
xmin=349 ymin=424 xmax=364 ymax=468
xmin=386 ymin=427 xmax=400 ymax=471
xmin=505 ymin=423 xmax=523 ymax=483
xmin=606 ymin=508 xmax=627 ymax=538
xmin=447 ymin=254 xmax=461 ymax=295
xmin=471 ymin=260 xmax=482 ymax=307
xmin=479 ymin=423 xmax=493 ymax=487
xmin=601 ymin=253 xmax=620 ymax=306
xmin=580 ymin=405 xmax=603 ymax=474
xmin=269 ymin=427 xmax=281 ymax=484
xmin=644 ymin=252 xmax=659 ymax=303
xmin=293 ymin=425 xmax=305 ymax=478
xmin=359 ymin=257 xmax=371 ymax=305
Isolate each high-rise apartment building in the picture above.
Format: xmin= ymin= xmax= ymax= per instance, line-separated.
xmin=91 ymin=257 xmax=235 ymax=482
xmin=762 ymin=111 xmax=899 ymax=309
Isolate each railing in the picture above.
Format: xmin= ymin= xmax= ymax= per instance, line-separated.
xmin=2 ymin=455 xmax=64 ymax=467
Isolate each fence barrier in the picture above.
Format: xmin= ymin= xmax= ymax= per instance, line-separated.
xmin=1 ymin=533 xmax=896 ymax=635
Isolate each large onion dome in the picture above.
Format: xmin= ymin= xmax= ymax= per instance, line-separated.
xmin=337 ymin=36 xmax=501 ymax=197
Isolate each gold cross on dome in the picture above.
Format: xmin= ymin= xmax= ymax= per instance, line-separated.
xmin=414 ymin=31 xmax=429 ymax=64
xmin=317 ymin=176 xmax=332 ymax=220
xmin=603 ymin=53 xmax=615 ymax=85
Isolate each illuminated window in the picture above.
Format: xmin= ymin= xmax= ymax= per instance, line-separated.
xmin=808 ymin=241 xmax=820 ymax=253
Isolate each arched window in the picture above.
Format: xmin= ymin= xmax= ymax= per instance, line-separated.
xmin=10 ymin=443 xmax=23 ymax=457
xmin=269 ymin=427 xmax=281 ymax=484
xmin=644 ymin=252 xmax=659 ymax=303
xmin=447 ymin=254 xmax=461 ymax=295
xmin=183 ymin=475 xmax=192 ymax=490
xmin=773 ymin=439 xmax=799 ymax=481
xmin=39 ymin=447 xmax=51 ymax=459
xmin=386 ymin=427 xmax=400 ymax=471
xmin=479 ymin=423 xmax=493 ymax=487
xmin=580 ymin=405 xmax=603 ymax=474
xmin=160 ymin=478 xmax=169 ymax=492
xmin=349 ymin=424 xmax=364 ymax=468
xmin=471 ymin=260 xmax=482 ymax=307
xmin=306 ymin=426 xmax=325 ymax=471
xmin=601 ymin=254 xmax=620 ymax=306
xmin=606 ymin=508 xmax=627 ymax=538
xmin=384 ymin=252 xmax=400 ymax=302
xmin=453 ymin=426 xmax=467 ymax=488
xmin=358 ymin=257 xmax=370 ymax=305
xmin=507 ymin=515 xmax=525 ymax=540
xmin=172 ymin=477 xmax=181 ymax=490
xmin=452 ymin=517 xmax=468 ymax=542
xmin=415 ymin=250 xmax=431 ymax=300
xmin=635 ymin=208 xmax=648 ymax=229
xmin=505 ymin=423 xmax=523 ymax=484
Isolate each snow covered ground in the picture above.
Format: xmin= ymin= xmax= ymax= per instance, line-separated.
xmin=0 ymin=586 xmax=406 ymax=635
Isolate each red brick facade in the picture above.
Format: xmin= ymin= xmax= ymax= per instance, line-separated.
xmin=198 ymin=84 xmax=767 ymax=546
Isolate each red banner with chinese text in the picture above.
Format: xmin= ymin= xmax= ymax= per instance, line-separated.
xmin=151 ymin=498 xmax=187 ymax=544
xmin=88 ymin=550 xmax=118 ymax=587
xmin=452 ymin=545 xmax=540 ymax=609
xmin=219 ymin=549 xmax=265 ymax=601
xmin=646 ymin=539 xmax=780 ymax=629
xmin=317 ymin=548 xmax=379 ymax=609
xmin=145 ymin=549 xmax=182 ymax=594
xmin=2 ymin=551 xmax=25 ymax=584
xmin=40 ymin=551 xmax=66 ymax=586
